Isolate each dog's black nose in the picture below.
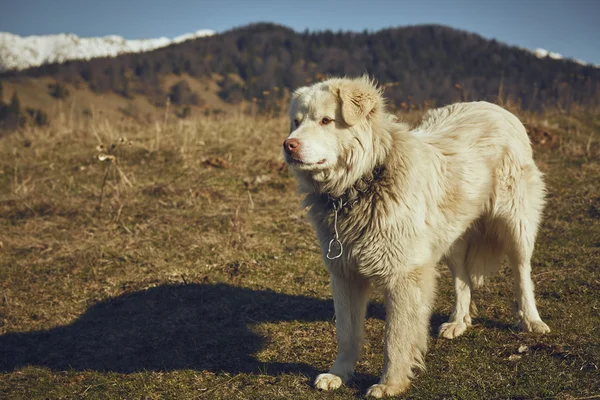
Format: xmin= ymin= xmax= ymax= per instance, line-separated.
xmin=283 ymin=138 xmax=301 ymax=155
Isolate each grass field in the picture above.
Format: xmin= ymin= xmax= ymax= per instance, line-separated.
xmin=0 ymin=106 xmax=599 ymax=399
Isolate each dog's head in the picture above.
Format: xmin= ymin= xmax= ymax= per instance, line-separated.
xmin=283 ymin=76 xmax=391 ymax=194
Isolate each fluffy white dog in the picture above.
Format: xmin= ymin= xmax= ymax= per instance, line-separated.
xmin=283 ymin=76 xmax=550 ymax=397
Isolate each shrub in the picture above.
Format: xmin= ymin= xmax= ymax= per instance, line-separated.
xmin=48 ymin=82 xmax=70 ymax=99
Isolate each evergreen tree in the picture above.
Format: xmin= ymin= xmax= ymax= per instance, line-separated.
xmin=9 ymin=92 xmax=20 ymax=115
xmin=169 ymin=80 xmax=193 ymax=105
xmin=0 ymin=92 xmax=24 ymax=130
xmin=26 ymin=107 xmax=50 ymax=126
xmin=0 ymin=82 xmax=5 ymax=122
xmin=48 ymin=82 xmax=70 ymax=99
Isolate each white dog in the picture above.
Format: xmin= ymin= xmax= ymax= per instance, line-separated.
xmin=283 ymin=76 xmax=550 ymax=397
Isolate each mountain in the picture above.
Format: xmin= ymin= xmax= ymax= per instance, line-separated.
xmin=1 ymin=28 xmax=596 ymax=75
xmin=0 ymin=30 xmax=215 ymax=72
xmin=1 ymin=23 xmax=599 ymax=124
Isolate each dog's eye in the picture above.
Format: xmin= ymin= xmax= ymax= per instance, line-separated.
xmin=293 ymin=119 xmax=300 ymax=128
xmin=320 ymin=117 xmax=333 ymax=126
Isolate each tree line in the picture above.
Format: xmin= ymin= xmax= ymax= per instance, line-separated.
xmin=1 ymin=23 xmax=599 ymax=113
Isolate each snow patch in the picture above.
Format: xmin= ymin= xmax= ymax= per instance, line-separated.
xmin=531 ymin=47 xmax=597 ymax=67
xmin=533 ymin=48 xmax=564 ymax=60
xmin=0 ymin=30 xmax=215 ymax=72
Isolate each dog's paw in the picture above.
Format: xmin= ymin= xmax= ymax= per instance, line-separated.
xmin=517 ymin=319 xmax=550 ymax=334
xmin=314 ymin=373 xmax=343 ymax=391
xmin=438 ymin=321 xmax=468 ymax=339
xmin=366 ymin=383 xmax=409 ymax=398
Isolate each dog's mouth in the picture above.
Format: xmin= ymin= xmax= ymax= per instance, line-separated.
xmin=285 ymin=155 xmax=327 ymax=167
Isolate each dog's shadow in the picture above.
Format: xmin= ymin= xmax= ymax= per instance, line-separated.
xmin=0 ymin=283 xmax=340 ymax=375
xmin=0 ymin=282 xmax=455 ymax=385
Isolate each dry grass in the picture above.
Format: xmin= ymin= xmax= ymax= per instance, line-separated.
xmin=1 ymin=73 xmax=237 ymax=126
xmin=0 ymin=106 xmax=599 ymax=399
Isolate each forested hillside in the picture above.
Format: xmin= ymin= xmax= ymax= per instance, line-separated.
xmin=1 ymin=23 xmax=599 ymax=116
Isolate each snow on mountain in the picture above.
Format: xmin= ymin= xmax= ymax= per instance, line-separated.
xmin=531 ymin=47 xmax=598 ymax=67
xmin=0 ymin=29 xmax=215 ymax=72
xmin=533 ymin=48 xmax=564 ymax=60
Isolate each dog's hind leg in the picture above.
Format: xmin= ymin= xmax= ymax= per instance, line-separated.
xmin=315 ymin=273 xmax=370 ymax=391
xmin=439 ymin=240 xmax=473 ymax=339
xmin=508 ymin=253 xmax=550 ymax=333
xmin=502 ymin=164 xmax=550 ymax=333
xmin=504 ymin=216 xmax=550 ymax=333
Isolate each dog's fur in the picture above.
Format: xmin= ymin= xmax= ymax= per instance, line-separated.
xmin=283 ymin=76 xmax=550 ymax=397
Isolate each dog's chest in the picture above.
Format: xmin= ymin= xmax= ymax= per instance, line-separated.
xmin=314 ymin=201 xmax=417 ymax=278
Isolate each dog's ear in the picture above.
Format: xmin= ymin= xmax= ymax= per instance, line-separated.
xmin=337 ymin=80 xmax=380 ymax=126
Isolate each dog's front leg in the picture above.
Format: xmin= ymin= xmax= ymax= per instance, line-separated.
xmin=315 ymin=272 xmax=370 ymax=391
xmin=366 ymin=267 xmax=436 ymax=398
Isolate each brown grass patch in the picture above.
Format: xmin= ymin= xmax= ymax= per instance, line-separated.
xmin=0 ymin=107 xmax=599 ymax=399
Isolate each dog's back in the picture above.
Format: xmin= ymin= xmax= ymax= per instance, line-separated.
xmin=414 ymin=102 xmax=545 ymax=283
xmin=417 ymin=102 xmax=533 ymax=166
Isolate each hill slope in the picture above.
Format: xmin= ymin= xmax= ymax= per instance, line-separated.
xmin=1 ymin=23 xmax=599 ymax=120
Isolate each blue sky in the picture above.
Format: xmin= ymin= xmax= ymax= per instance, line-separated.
xmin=1 ymin=0 xmax=599 ymax=65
